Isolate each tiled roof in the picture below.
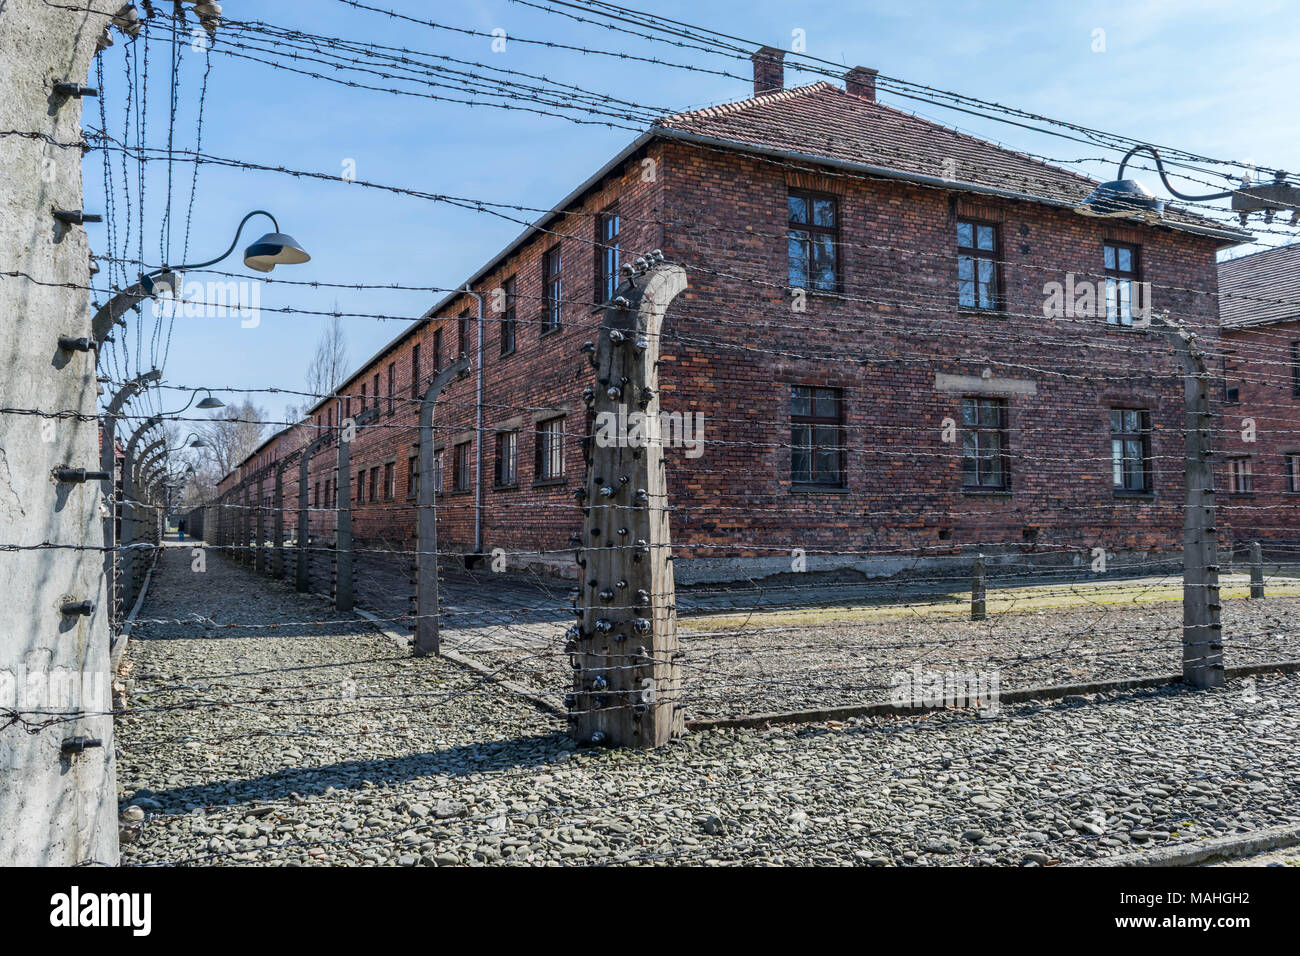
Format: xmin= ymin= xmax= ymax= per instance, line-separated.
xmin=655 ymin=82 xmax=1238 ymax=238
xmin=1218 ymin=243 xmax=1300 ymax=328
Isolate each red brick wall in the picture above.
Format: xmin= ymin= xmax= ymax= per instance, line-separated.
xmin=220 ymin=136 xmax=1238 ymax=575
xmin=1221 ymin=320 xmax=1300 ymax=547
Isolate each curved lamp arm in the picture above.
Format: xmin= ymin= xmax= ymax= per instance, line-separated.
xmin=157 ymin=210 xmax=279 ymax=274
xmin=1117 ymin=146 xmax=1235 ymax=202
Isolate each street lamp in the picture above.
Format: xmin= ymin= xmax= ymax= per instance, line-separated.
xmin=168 ymin=432 xmax=207 ymax=453
xmin=1077 ymin=145 xmax=1300 ymax=225
xmin=140 ymin=209 xmax=311 ymax=293
xmin=91 ymin=210 xmax=312 ymax=358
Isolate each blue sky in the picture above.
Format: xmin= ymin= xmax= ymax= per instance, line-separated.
xmin=83 ymin=0 xmax=1300 ymax=428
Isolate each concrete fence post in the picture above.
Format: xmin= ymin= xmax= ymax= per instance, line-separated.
xmin=414 ymin=357 xmax=470 ymax=655
xmin=255 ymin=470 xmax=267 ymax=574
xmin=1249 ymin=541 xmax=1264 ymax=599
xmin=572 ymin=257 xmax=687 ymax=749
xmin=296 ymin=434 xmax=329 ymax=593
xmin=272 ymin=457 xmax=291 ymax=579
xmin=337 ymin=405 xmax=376 ymax=612
xmin=971 ymin=554 xmax=987 ymax=621
xmin=0 ymin=0 xmax=124 ymax=865
xmin=1155 ymin=315 xmax=1224 ymax=689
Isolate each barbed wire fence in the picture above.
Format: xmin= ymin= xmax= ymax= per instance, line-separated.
xmin=4 ymin=0 xmax=1300 ymax=867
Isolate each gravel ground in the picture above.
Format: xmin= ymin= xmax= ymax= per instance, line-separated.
xmin=115 ymin=543 xmax=1300 ymax=866
xmin=466 ymin=595 xmax=1300 ymax=719
xmin=279 ymin=544 xmax=1300 ymax=720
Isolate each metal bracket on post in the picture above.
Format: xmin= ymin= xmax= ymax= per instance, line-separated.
xmin=1154 ymin=313 xmax=1224 ymax=689
xmin=572 ymin=256 xmax=687 ymax=749
xmin=414 ymin=357 xmax=470 ymax=656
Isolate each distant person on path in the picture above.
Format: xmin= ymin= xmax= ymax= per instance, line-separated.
xmin=178 ymin=518 xmax=186 ymax=541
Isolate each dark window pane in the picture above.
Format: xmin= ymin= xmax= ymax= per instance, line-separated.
xmin=812 ymin=234 xmax=836 ymax=289
xmin=957 ymin=221 xmax=973 ymax=248
xmin=812 ymin=198 xmax=835 ymax=227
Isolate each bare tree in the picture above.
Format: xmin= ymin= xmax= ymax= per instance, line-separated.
xmin=195 ymin=399 xmax=268 ymax=487
xmin=306 ymin=310 xmax=349 ymax=400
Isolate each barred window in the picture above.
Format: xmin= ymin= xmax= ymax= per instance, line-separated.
xmin=453 ymin=441 xmax=471 ymax=492
xmin=790 ymin=385 xmax=844 ymax=486
xmin=1286 ymin=453 xmax=1300 ymax=494
xmin=1228 ymin=457 xmax=1253 ymax=494
xmin=496 ymin=430 xmax=518 ymax=487
xmin=535 ymin=418 xmax=565 ymax=481
xmin=961 ymin=397 xmax=1009 ymax=490
xmin=1110 ymin=408 xmax=1152 ymax=493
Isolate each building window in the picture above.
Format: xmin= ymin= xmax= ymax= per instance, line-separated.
xmin=453 ymin=441 xmax=471 ymax=492
xmin=543 ymin=245 xmax=562 ymax=333
xmin=957 ymin=220 xmax=1000 ymax=311
xmin=500 ymin=275 xmax=517 ymax=356
xmin=371 ymin=373 xmax=380 ymax=410
xmin=1292 ymin=342 xmax=1300 ymax=397
xmin=790 ymin=385 xmax=844 ymax=487
xmin=313 ymin=481 xmax=320 ymax=508
xmin=433 ymin=452 xmax=443 ymax=495
xmin=1104 ymin=242 xmax=1141 ymax=327
xmin=1228 ymin=457 xmax=1253 ymax=494
xmin=387 ymin=363 xmax=396 ymax=415
xmin=495 ymin=430 xmax=518 ymax=487
xmin=357 ymin=470 xmax=364 ymax=504
xmin=960 ymin=397 xmax=1010 ymax=490
xmin=1224 ymin=382 xmax=1240 ymax=404
xmin=1110 ymin=408 xmax=1152 ymax=493
xmin=787 ymin=191 xmax=838 ymax=292
xmin=458 ymin=311 xmax=470 ymax=358
xmin=384 ymin=461 xmax=395 ymax=500
xmin=407 ymin=452 xmax=418 ymax=499
xmin=433 ymin=328 xmax=443 ymax=371
xmin=360 ymin=382 xmax=366 ymax=409
xmin=535 ymin=417 xmax=565 ymax=481
xmin=1286 ymin=454 xmax=1300 ymax=494
xmin=368 ymin=466 xmax=378 ymax=503
xmin=596 ymin=206 xmax=620 ymax=303
xmin=411 ymin=344 xmax=421 ymax=400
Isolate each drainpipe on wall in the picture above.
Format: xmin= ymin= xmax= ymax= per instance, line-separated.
xmin=465 ymin=283 xmax=485 ymax=560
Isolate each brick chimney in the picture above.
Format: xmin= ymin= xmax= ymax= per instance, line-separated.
xmin=752 ymin=46 xmax=785 ymax=95
xmin=845 ymin=66 xmax=878 ymax=100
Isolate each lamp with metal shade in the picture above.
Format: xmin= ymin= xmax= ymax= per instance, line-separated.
xmin=243 ymin=231 xmax=311 ymax=273
xmin=1075 ymin=144 xmax=1275 ymax=225
xmin=140 ymin=209 xmax=310 ymax=292
xmin=1076 ymin=177 xmax=1166 ymax=222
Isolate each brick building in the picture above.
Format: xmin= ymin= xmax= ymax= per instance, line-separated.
xmin=219 ymin=49 xmax=1255 ymax=584
xmin=1218 ymin=244 xmax=1300 ymax=550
